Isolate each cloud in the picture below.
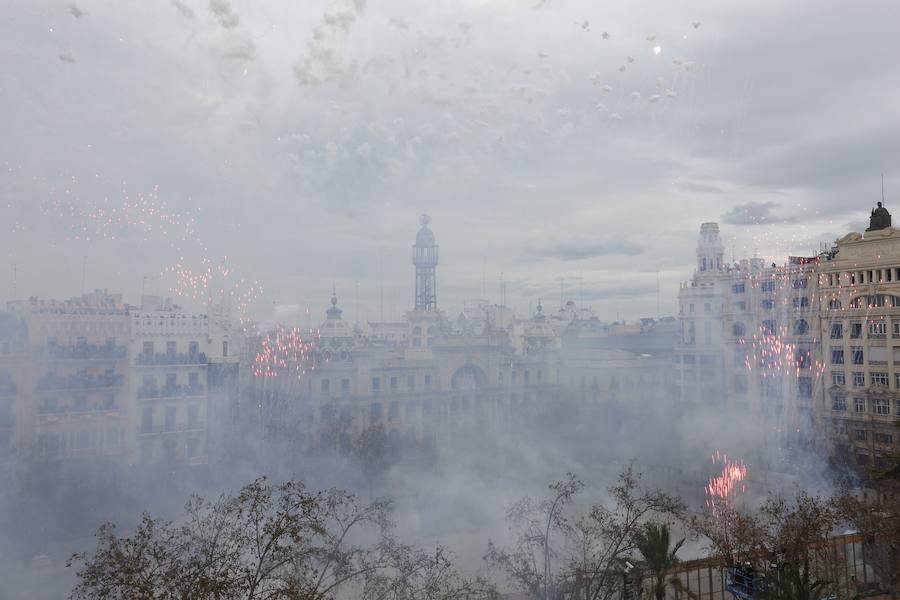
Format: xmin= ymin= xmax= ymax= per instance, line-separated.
xmin=532 ymin=237 xmax=645 ymax=261
xmin=721 ymin=201 xmax=783 ymax=225
xmin=171 ymin=0 xmax=196 ymax=19
xmin=209 ymin=0 xmax=239 ymax=29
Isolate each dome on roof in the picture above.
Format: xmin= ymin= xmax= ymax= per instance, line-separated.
xmin=416 ymin=225 xmax=435 ymax=246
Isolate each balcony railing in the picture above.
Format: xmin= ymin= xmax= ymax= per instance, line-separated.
xmin=36 ymin=372 xmax=124 ymax=391
xmin=42 ymin=342 xmax=127 ymax=360
xmin=136 ymin=352 xmax=207 ymax=366
xmin=37 ymin=403 xmax=120 ymax=416
xmin=137 ymin=384 xmax=205 ymax=399
xmin=138 ymin=422 xmax=205 ymax=435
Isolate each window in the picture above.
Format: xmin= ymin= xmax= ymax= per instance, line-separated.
xmin=370 ymin=403 xmax=382 ymax=422
xmin=832 ymin=372 xmax=845 ymax=386
xmin=704 ymin=303 xmax=711 ymax=314
xmin=852 ymin=372 xmax=865 ymax=387
xmin=797 ymin=377 xmax=812 ymax=398
xmin=390 ymin=376 xmax=398 ymax=392
xmin=165 ymin=373 xmax=177 ymax=389
xmin=188 ymin=404 xmax=199 ymax=428
xmin=854 ymin=396 xmax=865 ymax=412
xmin=321 ymin=379 xmax=330 ymax=394
xmin=689 ymin=304 xmax=694 ymax=313
xmin=851 ymin=347 xmax=864 ymax=365
xmin=894 ymin=322 xmax=900 ymax=336
xmin=139 ymin=408 xmax=152 ymax=433
xmin=341 ymin=378 xmax=350 ymax=395
xmin=792 ymin=278 xmax=808 ymax=289
xmin=222 ymin=341 xmax=228 ymax=357
xmin=875 ymin=432 xmax=894 ymax=444
xmin=896 ymin=399 xmax=900 ymax=416
xmin=76 ymin=430 xmax=90 ymax=450
xmin=795 ymin=350 xmax=811 ymax=369
xmin=871 ymin=398 xmax=890 ymax=415
xmin=732 ymin=283 xmax=745 ymax=294
xmin=869 ymin=321 xmax=887 ymax=337
xmin=850 ymin=323 xmax=863 ymax=338
xmin=794 ymin=319 xmax=809 ymax=335
xmin=761 ymin=281 xmax=775 ymax=293
xmin=762 ymin=320 xmax=777 ymax=336
xmin=792 ymin=297 xmax=809 ymax=308
xmin=855 ymin=429 xmax=868 ymax=441
xmin=407 ymin=375 xmax=415 ymax=392
xmin=186 ymin=438 xmax=199 ymax=458
xmin=828 ymin=299 xmax=842 ymax=310
xmin=732 ymin=322 xmax=746 ymax=337
xmin=871 ymin=372 xmax=889 ymax=386
xmin=388 ymin=401 xmax=399 ymax=421
xmin=372 ymin=377 xmax=380 ymax=393
xmin=424 ymin=375 xmax=432 ymax=390
xmin=164 ymin=406 xmax=176 ymax=432
xmin=142 ymin=341 xmax=154 ymax=357
xmin=761 ymin=299 xmax=775 ymax=310
xmin=734 ymin=301 xmax=747 ymax=311
xmin=166 ymin=341 xmax=176 ymax=356
xmin=831 ymin=348 xmax=844 ymax=364
xmin=831 ymin=395 xmax=847 ymax=411
xmin=188 ymin=341 xmax=199 ymax=357
xmin=188 ymin=372 xmax=200 ymax=388
xmin=830 ymin=323 xmax=843 ymax=339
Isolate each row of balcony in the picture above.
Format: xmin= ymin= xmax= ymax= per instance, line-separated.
xmin=136 ymin=352 xmax=208 ymax=366
xmin=36 ymin=371 xmax=124 ymax=391
xmin=42 ymin=341 xmax=128 ymax=360
xmin=137 ymin=384 xmax=205 ymax=400
xmin=37 ymin=400 xmax=119 ymax=416
xmin=138 ymin=422 xmax=204 ymax=435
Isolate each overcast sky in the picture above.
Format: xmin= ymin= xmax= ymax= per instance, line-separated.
xmin=2 ymin=0 xmax=899 ymax=324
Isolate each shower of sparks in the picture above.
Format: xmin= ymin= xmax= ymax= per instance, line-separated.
xmin=41 ymin=180 xmax=198 ymax=243
xmin=705 ymin=450 xmax=747 ymax=517
xmin=251 ymin=326 xmax=311 ymax=379
xmin=165 ymin=255 xmax=262 ymax=323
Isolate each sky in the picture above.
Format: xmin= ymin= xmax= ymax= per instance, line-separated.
xmin=2 ymin=0 xmax=899 ymax=324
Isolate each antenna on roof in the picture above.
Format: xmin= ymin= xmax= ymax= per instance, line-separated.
xmin=882 ymin=173 xmax=886 ymax=205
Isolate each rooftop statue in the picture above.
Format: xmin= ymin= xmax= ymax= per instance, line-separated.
xmin=867 ymin=201 xmax=892 ymax=231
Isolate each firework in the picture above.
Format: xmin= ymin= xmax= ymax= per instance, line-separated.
xmin=251 ymin=326 xmax=311 ymax=379
xmin=705 ymin=450 xmax=747 ymax=517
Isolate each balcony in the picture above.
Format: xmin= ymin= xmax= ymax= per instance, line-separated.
xmin=138 ymin=422 xmax=205 ymax=435
xmin=136 ymin=352 xmax=207 ymax=366
xmin=137 ymin=384 xmax=205 ymax=400
xmin=36 ymin=371 xmax=124 ymax=391
xmin=36 ymin=402 xmax=120 ymax=417
xmin=42 ymin=341 xmax=127 ymax=361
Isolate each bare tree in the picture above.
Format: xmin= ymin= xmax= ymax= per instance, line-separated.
xmin=68 ymin=477 xmax=493 ymax=600
xmin=486 ymin=466 xmax=680 ymax=600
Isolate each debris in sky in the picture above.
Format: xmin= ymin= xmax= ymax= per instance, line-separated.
xmin=618 ymin=65 xmax=626 ymax=72
xmin=610 ymin=112 xmax=622 ymax=120
xmin=650 ymin=94 xmax=661 ymax=102
xmin=653 ymin=45 xmax=662 ymax=55
xmin=626 ymin=56 xmax=635 ymax=63
xmin=580 ymin=20 xmax=590 ymax=31
xmin=665 ymin=89 xmax=677 ymax=98
xmin=646 ymin=34 xmax=656 ymax=41
xmin=59 ymin=54 xmax=75 ymax=63
xmin=209 ymin=0 xmax=240 ymax=29
xmin=594 ymin=102 xmax=608 ymax=112
xmin=538 ymin=52 xmax=550 ymax=59
xmin=601 ymin=31 xmax=609 ymax=39
xmin=68 ymin=3 xmax=84 ymax=19
xmin=599 ymin=84 xmax=612 ymax=93
xmin=693 ymin=21 xmax=702 ymax=29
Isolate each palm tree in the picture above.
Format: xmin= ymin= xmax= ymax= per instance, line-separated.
xmin=634 ymin=522 xmax=685 ymax=600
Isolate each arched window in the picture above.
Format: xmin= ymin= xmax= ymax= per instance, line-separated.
xmin=828 ymin=299 xmax=842 ymax=310
xmin=794 ymin=319 xmax=809 ymax=335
